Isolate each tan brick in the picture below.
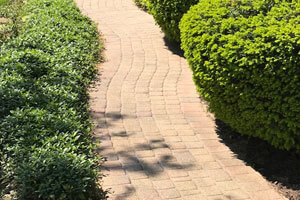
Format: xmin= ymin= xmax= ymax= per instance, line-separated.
xmin=179 ymin=190 xmax=202 ymax=196
xmin=174 ymin=124 xmax=192 ymax=130
xmin=136 ymin=188 xmax=160 ymax=200
xmin=182 ymin=194 xmax=208 ymax=200
xmin=102 ymin=175 xmax=130 ymax=186
xmin=167 ymin=142 xmax=187 ymax=150
xmin=207 ymin=169 xmax=231 ymax=182
xmin=223 ymin=189 xmax=250 ymax=199
xmin=206 ymin=145 xmax=230 ymax=153
xmin=171 ymin=176 xmax=192 ymax=182
xmin=135 ymin=150 xmax=155 ymax=158
xmin=153 ymin=147 xmax=172 ymax=155
xmin=197 ymin=133 xmax=219 ymax=140
xmin=178 ymin=130 xmax=195 ymax=136
xmin=148 ymin=171 xmax=170 ymax=181
xmin=131 ymin=179 xmax=153 ymax=188
xmin=173 ymin=151 xmax=196 ymax=164
xmin=189 ymin=148 xmax=209 ymax=156
xmin=199 ymin=185 xmax=222 ymax=196
xmin=102 ymin=161 xmax=125 ymax=176
xmin=171 ymin=119 xmax=189 ymax=125
xmin=207 ymin=195 xmax=229 ymax=200
xmin=124 ymin=163 xmax=148 ymax=180
xmin=158 ymin=188 xmax=181 ymax=199
xmin=164 ymin=136 xmax=182 ymax=142
xmin=226 ymin=166 xmax=253 ymax=176
xmin=202 ymin=139 xmax=222 ymax=147
xmin=212 ymin=152 xmax=235 ymax=160
xmin=194 ymin=155 xmax=216 ymax=162
xmin=167 ymin=169 xmax=189 ymax=178
xmin=216 ymin=181 xmax=240 ymax=191
xmin=202 ymin=162 xmax=222 ymax=170
xmin=239 ymin=181 xmax=270 ymax=192
xmin=219 ymin=159 xmax=245 ymax=167
xmin=153 ymin=180 xmax=175 ymax=189
xmin=233 ymin=173 xmax=267 ymax=183
xmin=109 ymin=184 xmax=135 ymax=195
xmin=181 ymin=136 xmax=199 ymax=142
xmin=190 ymin=121 xmax=215 ymax=128
xmin=159 ymin=125 xmax=175 ymax=131
xmin=188 ymin=170 xmax=209 ymax=178
xmin=129 ymin=138 xmax=148 ymax=145
xmin=252 ymin=189 xmax=284 ymax=200
xmin=174 ymin=181 xmax=198 ymax=191
xmin=194 ymin=177 xmax=215 ymax=187
xmin=184 ymin=141 xmax=204 ymax=149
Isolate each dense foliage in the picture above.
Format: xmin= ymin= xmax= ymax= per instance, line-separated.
xmin=147 ymin=0 xmax=199 ymax=42
xmin=134 ymin=0 xmax=149 ymax=10
xmin=180 ymin=0 xmax=300 ymax=150
xmin=0 ymin=0 xmax=105 ymax=199
xmin=0 ymin=0 xmax=10 ymax=6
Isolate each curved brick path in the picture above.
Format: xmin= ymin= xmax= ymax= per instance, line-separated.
xmin=75 ymin=1 xmax=286 ymax=199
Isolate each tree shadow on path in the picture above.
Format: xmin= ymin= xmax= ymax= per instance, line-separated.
xmin=92 ymin=111 xmax=196 ymax=199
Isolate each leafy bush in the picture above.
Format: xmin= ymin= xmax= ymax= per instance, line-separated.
xmin=147 ymin=0 xmax=199 ymax=42
xmin=180 ymin=0 xmax=300 ymax=150
xmin=134 ymin=0 xmax=149 ymax=10
xmin=0 ymin=0 xmax=9 ymax=5
xmin=0 ymin=0 xmax=105 ymax=199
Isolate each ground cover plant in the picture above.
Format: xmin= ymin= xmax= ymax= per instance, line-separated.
xmin=180 ymin=0 xmax=300 ymax=150
xmin=147 ymin=0 xmax=199 ymax=42
xmin=0 ymin=0 xmax=105 ymax=199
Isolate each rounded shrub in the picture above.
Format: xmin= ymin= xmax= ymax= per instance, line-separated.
xmin=180 ymin=0 xmax=300 ymax=150
xmin=147 ymin=0 xmax=199 ymax=42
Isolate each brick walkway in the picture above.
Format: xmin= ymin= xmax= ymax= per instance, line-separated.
xmin=75 ymin=0 xmax=286 ymax=199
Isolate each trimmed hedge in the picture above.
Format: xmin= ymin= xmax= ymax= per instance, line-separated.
xmin=0 ymin=0 xmax=105 ymax=199
xmin=147 ymin=0 xmax=199 ymax=42
xmin=180 ymin=0 xmax=300 ymax=150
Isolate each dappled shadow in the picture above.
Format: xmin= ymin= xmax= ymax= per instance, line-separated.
xmin=91 ymin=111 xmax=131 ymax=128
xmin=114 ymin=186 xmax=136 ymax=200
xmin=163 ymin=36 xmax=184 ymax=57
xmin=99 ymin=132 xmax=195 ymax=176
xmin=215 ymin=119 xmax=300 ymax=200
xmin=92 ymin=111 xmax=196 ymax=198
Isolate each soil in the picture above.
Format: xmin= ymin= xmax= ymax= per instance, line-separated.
xmin=215 ymin=119 xmax=300 ymax=200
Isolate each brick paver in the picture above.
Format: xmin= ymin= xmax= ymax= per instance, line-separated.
xmin=75 ymin=0 xmax=287 ymax=199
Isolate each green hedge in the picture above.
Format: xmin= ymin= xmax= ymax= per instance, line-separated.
xmin=0 ymin=0 xmax=105 ymax=199
xmin=134 ymin=0 xmax=149 ymax=10
xmin=180 ymin=0 xmax=300 ymax=150
xmin=0 ymin=0 xmax=9 ymax=6
xmin=147 ymin=0 xmax=199 ymax=42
